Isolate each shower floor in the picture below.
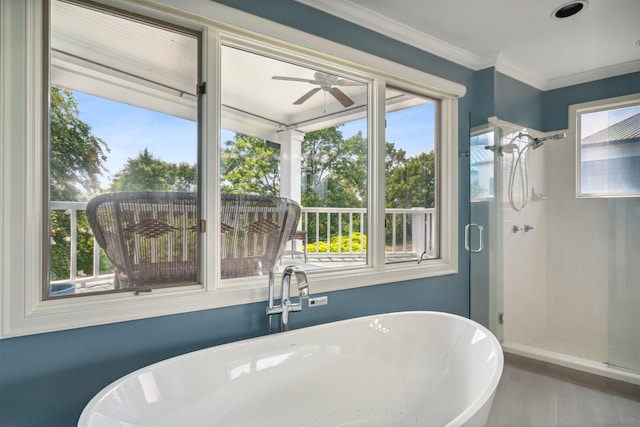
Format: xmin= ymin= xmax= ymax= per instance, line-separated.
xmin=526 ymin=334 xmax=640 ymax=373
xmin=503 ymin=336 xmax=640 ymax=385
xmin=527 ymin=335 xmax=608 ymax=363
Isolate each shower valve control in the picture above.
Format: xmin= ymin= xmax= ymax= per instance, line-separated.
xmin=524 ymin=224 xmax=535 ymax=232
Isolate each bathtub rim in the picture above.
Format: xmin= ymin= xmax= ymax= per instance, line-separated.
xmin=78 ymin=310 xmax=504 ymax=427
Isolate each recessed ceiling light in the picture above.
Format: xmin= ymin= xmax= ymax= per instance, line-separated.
xmin=552 ymin=1 xmax=588 ymax=19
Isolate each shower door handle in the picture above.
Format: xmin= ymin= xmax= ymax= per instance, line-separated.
xmin=465 ymin=224 xmax=484 ymax=253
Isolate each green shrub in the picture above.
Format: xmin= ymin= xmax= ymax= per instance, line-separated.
xmin=307 ymin=232 xmax=367 ymax=253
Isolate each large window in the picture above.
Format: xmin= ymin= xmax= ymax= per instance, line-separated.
xmin=576 ymin=97 xmax=640 ymax=198
xmin=219 ymin=45 xmax=369 ymax=277
xmin=0 ymin=0 xmax=461 ymax=336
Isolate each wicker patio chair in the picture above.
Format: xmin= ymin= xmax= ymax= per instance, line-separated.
xmin=86 ymin=192 xmax=198 ymax=289
xmin=220 ymin=193 xmax=301 ymax=279
xmin=87 ymin=192 xmax=301 ymax=288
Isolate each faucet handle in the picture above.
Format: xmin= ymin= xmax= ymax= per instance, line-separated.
xmin=294 ymin=269 xmax=309 ymax=298
xmin=299 ymin=284 xmax=309 ymax=298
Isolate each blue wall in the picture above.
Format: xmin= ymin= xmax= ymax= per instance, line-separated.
xmin=495 ymin=72 xmax=544 ymax=131
xmin=542 ymin=71 xmax=640 ymax=131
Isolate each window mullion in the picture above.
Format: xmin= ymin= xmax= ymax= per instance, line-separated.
xmin=369 ymin=78 xmax=387 ymax=270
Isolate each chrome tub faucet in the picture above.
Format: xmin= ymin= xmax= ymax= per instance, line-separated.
xmin=266 ymin=266 xmax=309 ymax=332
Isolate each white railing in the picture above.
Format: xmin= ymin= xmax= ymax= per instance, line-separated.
xmin=50 ymin=201 xmax=436 ymax=284
xmin=300 ymin=207 xmax=435 ymax=258
xmin=50 ymin=201 xmax=107 ymax=285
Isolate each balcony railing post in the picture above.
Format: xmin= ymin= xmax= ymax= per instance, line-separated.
xmin=70 ymin=207 xmax=77 ymax=282
xmin=93 ymin=236 xmax=101 ymax=282
xmin=391 ymin=212 xmax=397 ymax=253
xmin=360 ymin=212 xmax=364 ymax=254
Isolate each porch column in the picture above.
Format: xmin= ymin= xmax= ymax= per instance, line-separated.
xmin=279 ymin=129 xmax=305 ymax=258
xmin=278 ymin=129 xmax=304 ymax=204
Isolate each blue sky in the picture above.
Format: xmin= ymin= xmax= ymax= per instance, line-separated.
xmin=75 ymin=92 xmax=435 ymax=188
xmin=340 ymin=103 xmax=436 ymax=156
xmin=75 ymin=93 xmax=198 ymax=188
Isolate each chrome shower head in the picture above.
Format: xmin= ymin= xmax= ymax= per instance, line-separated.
xmin=531 ymin=132 xmax=567 ymax=149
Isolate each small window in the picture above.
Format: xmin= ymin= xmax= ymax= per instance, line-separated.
xmin=577 ymin=101 xmax=640 ymax=198
xmin=384 ymin=88 xmax=439 ymax=263
xmin=48 ymin=0 xmax=200 ymax=297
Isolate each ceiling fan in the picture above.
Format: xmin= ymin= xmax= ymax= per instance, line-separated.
xmin=272 ymin=71 xmax=360 ymax=108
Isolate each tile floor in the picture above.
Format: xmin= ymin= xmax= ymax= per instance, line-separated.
xmin=488 ymin=354 xmax=640 ymax=426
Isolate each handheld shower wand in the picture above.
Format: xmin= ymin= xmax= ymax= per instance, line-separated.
xmin=507 ymin=132 xmax=566 ymax=211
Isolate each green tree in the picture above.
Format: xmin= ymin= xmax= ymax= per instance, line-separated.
xmin=385 ymin=142 xmax=436 ymax=250
xmin=221 ymin=134 xmax=279 ymax=195
xmin=302 ymin=128 xmax=367 ymax=247
xmin=49 ymin=87 xmax=110 ymax=281
xmin=50 ymin=87 xmax=109 ymax=201
xmin=220 ymin=127 xmax=439 ymax=253
xmin=109 ymin=148 xmax=197 ymax=192
xmin=386 ymin=147 xmax=435 ymax=209
xmin=301 ymin=127 xmax=366 ymax=208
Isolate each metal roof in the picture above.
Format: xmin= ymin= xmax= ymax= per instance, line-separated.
xmin=582 ymin=112 xmax=640 ymax=146
xmin=470 ymin=145 xmax=494 ymax=166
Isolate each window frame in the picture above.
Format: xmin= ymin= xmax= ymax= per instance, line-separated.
xmin=46 ymin=0 xmax=203 ymax=299
xmin=0 ymin=0 xmax=463 ymax=338
xmin=572 ymin=93 xmax=640 ymax=199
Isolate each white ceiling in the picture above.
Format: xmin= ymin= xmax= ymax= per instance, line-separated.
xmin=296 ymin=0 xmax=640 ymax=90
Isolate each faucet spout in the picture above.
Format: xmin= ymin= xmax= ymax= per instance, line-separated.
xmin=266 ymin=266 xmax=309 ymax=333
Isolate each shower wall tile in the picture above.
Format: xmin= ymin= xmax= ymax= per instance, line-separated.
xmin=502 ymin=132 xmax=548 ymax=344
xmin=501 ymin=125 xmax=635 ymax=360
xmin=545 ymin=134 xmax=610 ymax=347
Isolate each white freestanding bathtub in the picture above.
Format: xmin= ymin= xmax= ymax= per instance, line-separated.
xmin=78 ymin=311 xmax=503 ymax=427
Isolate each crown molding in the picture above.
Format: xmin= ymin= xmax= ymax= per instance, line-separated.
xmin=296 ymin=0 xmax=640 ymax=92
xmin=294 ymin=0 xmax=480 ymax=70
xmin=544 ymin=59 xmax=640 ymax=91
xmin=492 ymin=53 xmax=548 ymax=91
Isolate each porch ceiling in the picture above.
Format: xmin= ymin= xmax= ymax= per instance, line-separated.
xmin=52 ymin=0 xmax=426 ymax=140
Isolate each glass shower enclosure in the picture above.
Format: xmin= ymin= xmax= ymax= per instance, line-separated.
xmin=469 ymin=112 xmax=640 ymax=380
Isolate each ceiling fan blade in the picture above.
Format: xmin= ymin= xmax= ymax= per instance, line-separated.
xmin=336 ymin=79 xmax=361 ymax=87
xmin=293 ymin=87 xmax=321 ymax=105
xmin=328 ymin=87 xmax=355 ymax=107
xmin=272 ymin=76 xmax=319 ymax=85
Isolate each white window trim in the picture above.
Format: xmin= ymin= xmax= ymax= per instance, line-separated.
xmin=571 ymin=93 xmax=640 ymax=199
xmin=0 ymin=0 xmax=463 ymax=338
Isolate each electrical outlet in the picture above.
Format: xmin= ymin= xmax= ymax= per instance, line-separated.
xmin=308 ymin=296 xmax=328 ymax=307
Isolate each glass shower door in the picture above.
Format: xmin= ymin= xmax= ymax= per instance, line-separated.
xmin=607 ymin=198 xmax=640 ymax=372
xmin=468 ymin=116 xmax=503 ymax=340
